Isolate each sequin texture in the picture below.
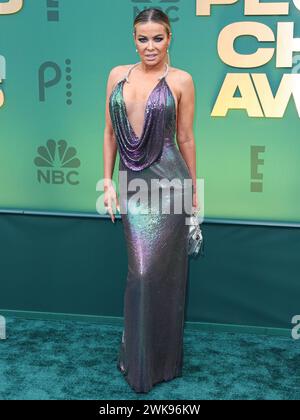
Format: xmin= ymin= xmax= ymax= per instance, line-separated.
xmin=109 ymin=62 xmax=193 ymax=393
xmin=109 ymin=63 xmax=178 ymax=171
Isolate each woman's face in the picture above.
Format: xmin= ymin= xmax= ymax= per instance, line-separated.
xmin=134 ymin=22 xmax=170 ymax=65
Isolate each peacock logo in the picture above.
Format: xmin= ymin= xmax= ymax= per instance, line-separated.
xmin=34 ymin=139 xmax=80 ymax=185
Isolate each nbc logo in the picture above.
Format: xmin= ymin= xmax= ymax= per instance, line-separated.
xmin=34 ymin=139 xmax=80 ymax=185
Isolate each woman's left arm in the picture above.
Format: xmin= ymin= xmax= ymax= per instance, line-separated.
xmin=176 ymin=72 xmax=198 ymax=207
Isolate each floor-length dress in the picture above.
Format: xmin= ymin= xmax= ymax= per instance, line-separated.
xmin=109 ymin=61 xmax=193 ymax=393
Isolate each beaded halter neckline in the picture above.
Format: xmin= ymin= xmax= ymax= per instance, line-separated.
xmin=123 ymin=61 xmax=169 ymax=83
xmin=108 ymin=61 xmax=176 ymax=170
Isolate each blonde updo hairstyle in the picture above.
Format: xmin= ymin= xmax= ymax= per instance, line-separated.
xmin=133 ymin=8 xmax=171 ymax=65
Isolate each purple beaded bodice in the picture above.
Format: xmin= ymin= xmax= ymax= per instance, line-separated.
xmin=109 ymin=62 xmax=176 ymax=171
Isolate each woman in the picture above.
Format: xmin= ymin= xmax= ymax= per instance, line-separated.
xmin=103 ymin=8 xmax=197 ymax=393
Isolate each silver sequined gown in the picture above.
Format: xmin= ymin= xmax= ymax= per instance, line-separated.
xmin=109 ymin=62 xmax=193 ymax=393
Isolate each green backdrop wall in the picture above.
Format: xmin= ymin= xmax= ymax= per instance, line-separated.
xmin=0 ymin=0 xmax=299 ymax=225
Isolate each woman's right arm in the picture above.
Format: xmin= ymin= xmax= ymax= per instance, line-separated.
xmin=103 ymin=66 xmax=120 ymax=187
xmin=103 ymin=66 xmax=122 ymax=222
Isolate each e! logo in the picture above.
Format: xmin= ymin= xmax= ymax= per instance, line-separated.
xmin=250 ymin=146 xmax=265 ymax=192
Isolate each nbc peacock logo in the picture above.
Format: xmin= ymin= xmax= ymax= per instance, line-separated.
xmin=34 ymin=139 xmax=80 ymax=185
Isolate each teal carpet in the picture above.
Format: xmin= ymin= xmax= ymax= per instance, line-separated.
xmin=0 ymin=317 xmax=298 ymax=400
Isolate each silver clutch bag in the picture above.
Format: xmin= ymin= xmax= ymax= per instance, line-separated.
xmin=187 ymin=209 xmax=204 ymax=257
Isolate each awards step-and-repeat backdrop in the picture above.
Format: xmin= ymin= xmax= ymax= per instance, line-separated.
xmin=0 ymin=0 xmax=299 ymax=226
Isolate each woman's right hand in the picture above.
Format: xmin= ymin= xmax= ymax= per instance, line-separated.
xmin=104 ymin=184 xmax=120 ymax=223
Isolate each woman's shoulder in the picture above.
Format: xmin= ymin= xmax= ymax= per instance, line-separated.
xmin=109 ymin=64 xmax=133 ymax=80
xmin=107 ymin=65 xmax=133 ymax=93
xmin=169 ymin=66 xmax=193 ymax=82
xmin=168 ymin=67 xmax=194 ymax=100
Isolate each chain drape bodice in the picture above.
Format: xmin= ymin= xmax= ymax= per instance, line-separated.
xmin=109 ymin=62 xmax=177 ymax=171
